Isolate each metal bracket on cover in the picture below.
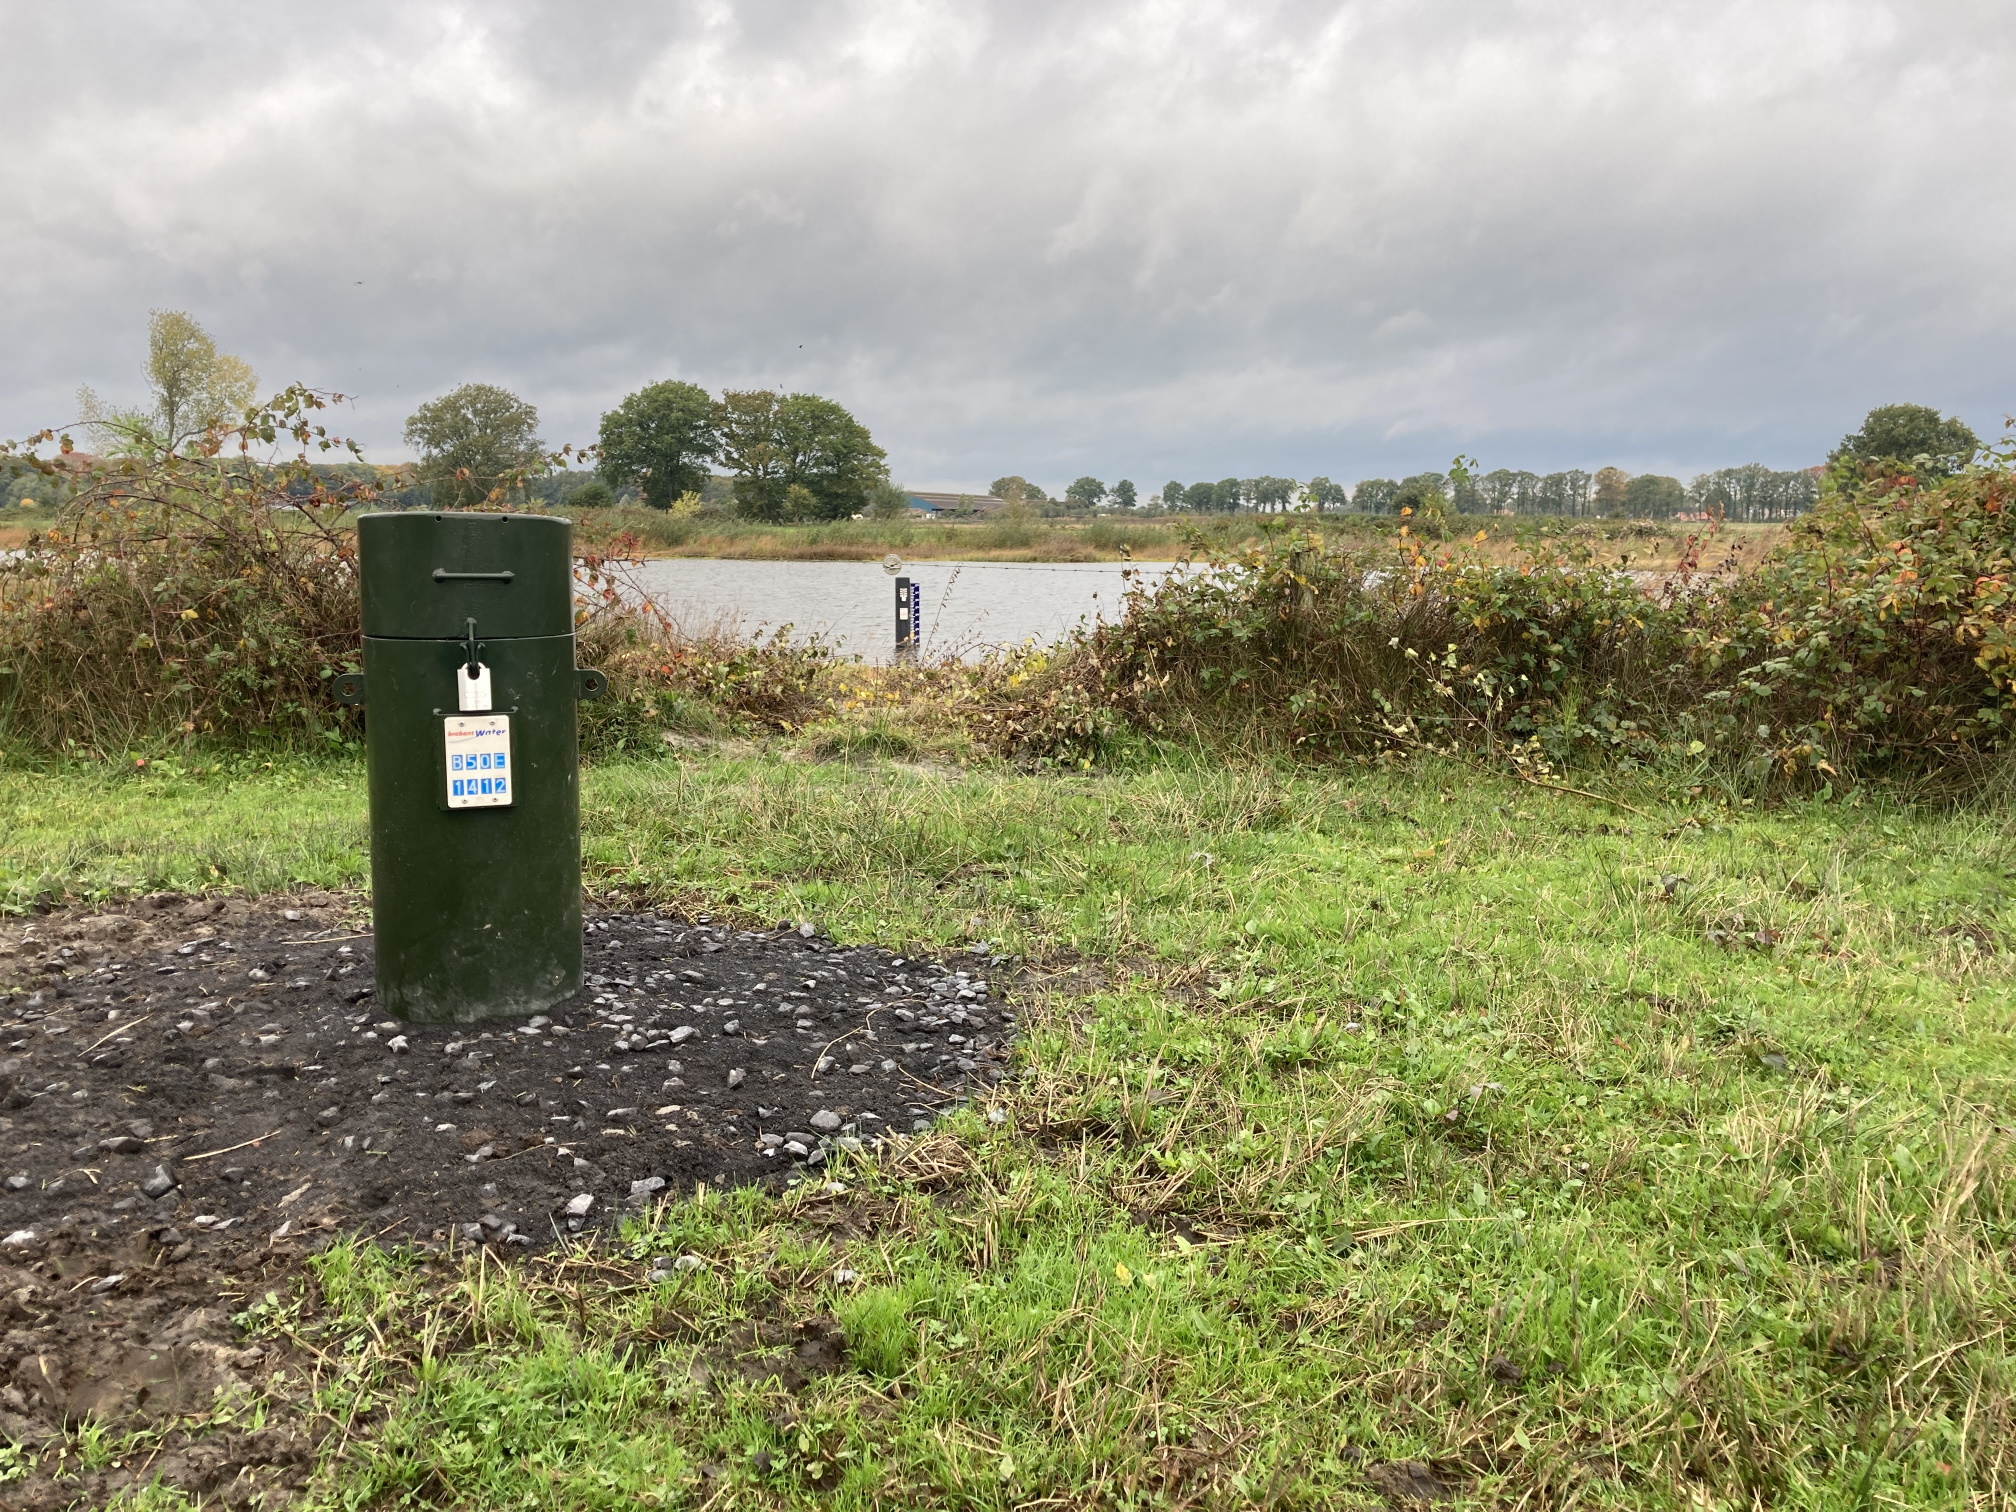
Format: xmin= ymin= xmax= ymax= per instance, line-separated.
xmin=433 ymin=569 xmax=515 ymax=583
xmin=333 ymin=672 xmax=367 ymax=706
xmin=575 ymin=668 xmax=607 ymax=701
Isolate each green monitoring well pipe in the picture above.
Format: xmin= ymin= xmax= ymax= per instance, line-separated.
xmin=334 ymin=512 xmax=606 ymax=1023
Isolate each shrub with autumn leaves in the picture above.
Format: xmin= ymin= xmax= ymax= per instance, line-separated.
xmin=1694 ymin=447 xmax=2016 ymax=779
xmin=985 ymin=448 xmax=2016 ymax=787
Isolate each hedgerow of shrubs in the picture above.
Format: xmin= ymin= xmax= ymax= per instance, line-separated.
xmin=1688 ymin=458 xmax=2016 ymax=779
xmin=0 ymin=402 xmax=832 ymax=761
xmin=8 ymin=397 xmax=2014 ymax=792
xmin=0 ymin=400 xmax=368 ymax=755
xmin=981 ymin=449 xmax=2016 ymax=787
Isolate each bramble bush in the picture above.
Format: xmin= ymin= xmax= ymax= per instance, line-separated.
xmin=985 ymin=447 xmax=2016 ymax=787
xmin=1690 ymin=447 xmax=2016 ymax=781
xmin=0 ymin=389 xmax=368 ymax=755
xmin=973 ymin=523 xmax=1697 ymax=771
xmin=0 ymin=401 xmax=833 ymax=761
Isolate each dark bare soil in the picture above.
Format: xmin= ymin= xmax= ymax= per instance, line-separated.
xmin=0 ymin=892 xmax=1015 ymax=1504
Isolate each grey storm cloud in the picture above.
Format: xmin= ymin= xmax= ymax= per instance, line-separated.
xmin=3 ymin=0 xmax=2013 ymax=490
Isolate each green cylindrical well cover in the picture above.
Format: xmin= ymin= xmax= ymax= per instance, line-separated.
xmin=360 ymin=511 xmax=575 ymax=639
xmin=356 ymin=511 xmax=584 ymax=1024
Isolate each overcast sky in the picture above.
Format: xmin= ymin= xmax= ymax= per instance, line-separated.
xmin=3 ymin=0 xmax=2012 ymax=492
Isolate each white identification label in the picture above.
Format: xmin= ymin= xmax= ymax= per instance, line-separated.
xmin=444 ymin=715 xmax=514 ymax=809
xmin=456 ymin=662 xmax=493 ymax=712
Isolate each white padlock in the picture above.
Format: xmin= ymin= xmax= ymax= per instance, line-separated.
xmin=457 ymin=661 xmax=493 ymax=712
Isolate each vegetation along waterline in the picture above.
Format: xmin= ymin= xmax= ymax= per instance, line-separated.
xmin=7 ymin=386 xmax=2015 ymax=792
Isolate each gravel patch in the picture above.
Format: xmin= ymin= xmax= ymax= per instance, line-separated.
xmin=0 ymin=895 xmax=1018 ymax=1255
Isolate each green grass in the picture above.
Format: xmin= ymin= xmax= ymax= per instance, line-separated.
xmin=8 ymin=749 xmax=2014 ymax=1508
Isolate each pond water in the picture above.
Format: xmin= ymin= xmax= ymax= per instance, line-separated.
xmin=625 ymin=558 xmax=1181 ymax=662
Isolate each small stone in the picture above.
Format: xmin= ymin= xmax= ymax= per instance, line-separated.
xmin=387 ymin=1035 xmax=410 ymax=1054
xmin=91 ymin=1273 xmax=126 ymax=1293
xmin=668 ymin=1026 xmax=696 ymax=1044
xmin=127 ymin=1121 xmax=154 ymax=1139
xmin=798 ymin=922 xmax=816 ymax=937
xmin=458 ymin=1223 xmax=485 ymax=1243
xmin=317 ymin=1106 xmax=341 ymax=1125
xmin=672 ymin=1254 xmax=704 ymax=1273
xmin=282 ymin=909 xmax=302 ymax=921
xmin=3 ymin=1176 xmax=26 ymax=1191
xmin=629 ymin=1176 xmax=667 ymax=1199
xmin=2 ymin=1229 xmax=36 ymax=1247
xmin=835 ymin=1136 xmax=864 ymax=1154
xmin=564 ymin=1193 xmax=594 ymax=1217
xmin=726 ymin=1068 xmax=746 ymax=1089
xmin=810 ymin=1110 xmax=842 ymax=1132
xmin=832 ymin=1267 xmax=859 ymax=1284
xmin=880 ymin=1059 xmax=897 ymax=1073
xmin=140 ymin=1165 xmax=177 ymax=1200
xmin=784 ymin=1140 xmax=810 ymax=1156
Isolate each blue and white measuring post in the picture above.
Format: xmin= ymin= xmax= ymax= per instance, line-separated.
xmin=895 ymin=575 xmax=921 ymax=657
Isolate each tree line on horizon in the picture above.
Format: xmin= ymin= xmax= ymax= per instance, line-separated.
xmin=7 ymin=314 xmax=1986 ymax=528
xmin=1018 ymin=404 xmax=1981 ymax=523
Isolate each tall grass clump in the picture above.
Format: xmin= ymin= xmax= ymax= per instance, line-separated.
xmin=0 ymin=390 xmax=369 ymax=756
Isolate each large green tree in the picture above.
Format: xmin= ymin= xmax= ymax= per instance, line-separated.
xmin=1622 ymin=473 xmax=1685 ymax=517
xmin=715 ymin=390 xmax=887 ymax=521
xmin=1300 ymin=476 xmax=1348 ymax=512
xmin=1247 ymin=476 xmax=1296 ymax=512
xmin=1592 ymin=466 xmax=1631 ymax=516
xmin=990 ymin=475 xmax=1048 ymax=507
xmin=776 ymin=393 xmax=887 ymax=519
xmin=1830 ymin=403 xmax=1978 ymax=477
xmin=1352 ymin=479 xmax=1398 ymax=514
xmin=1065 ymin=476 xmax=1107 ymax=508
xmin=597 ymin=380 xmax=715 ymax=509
xmin=714 ymin=390 xmax=789 ymax=520
xmin=403 ymin=384 xmax=544 ymax=508
xmin=1110 ymin=479 xmax=1137 ymax=509
xmin=1392 ymin=472 xmax=1449 ymax=518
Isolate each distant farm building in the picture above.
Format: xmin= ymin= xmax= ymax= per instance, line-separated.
xmin=907 ymin=491 xmax=1007 ymax=517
